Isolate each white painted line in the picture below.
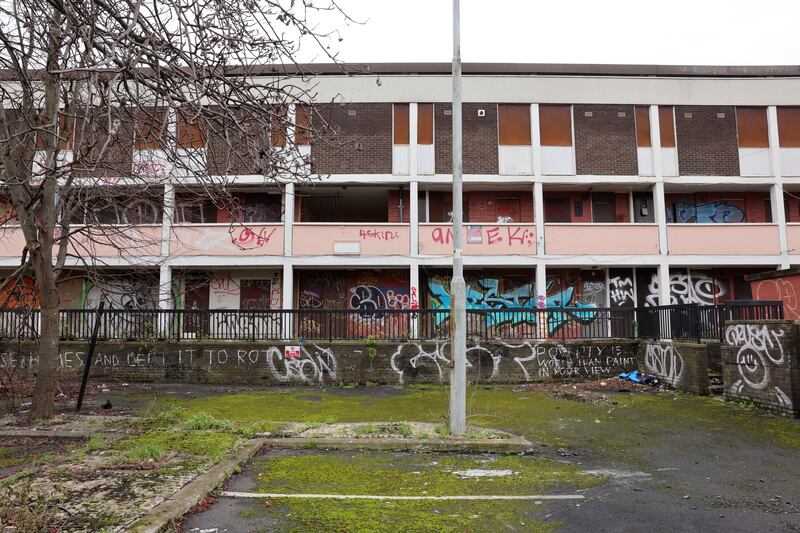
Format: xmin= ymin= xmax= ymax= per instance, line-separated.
xmin=220 ymin=491 xmax=585 ymax=501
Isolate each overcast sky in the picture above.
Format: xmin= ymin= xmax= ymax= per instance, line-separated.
xmin=307 ymin=0 xmax=800 ymax=65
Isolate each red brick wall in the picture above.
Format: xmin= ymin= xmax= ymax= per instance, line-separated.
xmin=675 ymin=106 xmax=740 ymax=176
xmin=435 ymin=103 xmax=499 ymax=175
xmin=310 ymin=103 xmax=392 ymax=174
xmin=573 ymin=104 xmax=638 ymax=175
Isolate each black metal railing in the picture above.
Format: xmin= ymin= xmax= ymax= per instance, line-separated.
xmin=0 ymin=301 xmax=784 ymax=342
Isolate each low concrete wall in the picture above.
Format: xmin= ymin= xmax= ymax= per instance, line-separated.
xmin=722 ymin=320 xmax=800 ymax=417
xmin=0 ymin=339 xmax=641 ymax=386
xmin=637 ymin=340 xmax=709 ymax=395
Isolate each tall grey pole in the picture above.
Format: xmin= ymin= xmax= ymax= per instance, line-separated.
xmin=449 ymin=0 xmax=467 ymax=436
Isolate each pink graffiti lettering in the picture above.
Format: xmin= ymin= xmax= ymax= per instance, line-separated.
xmin=486 ymin=226 xmax=503 ymax=245
xmin=507 ymin=226 xmax=534 ymax=247
xmin=234 ymin=227 xmax=276 ymax=248
xmin=432 ymin=227 xmax=454 ymax=244
xmin=359 ymin=229 xmax=400 ymax=241
xmin=410 ymin=287 xmax=419 ymax=310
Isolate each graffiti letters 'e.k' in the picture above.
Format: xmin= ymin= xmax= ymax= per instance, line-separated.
xmin=426 ymin=277 xmax=598 ymax=333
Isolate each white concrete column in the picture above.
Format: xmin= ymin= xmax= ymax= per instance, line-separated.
xmin=159 ymin=182 xmax=175 ymax=325
xmin=768 ymin=105 xmax=790 ymax=268
xmin=535 ymin=261 xmax=547 ymax=307
xmin=158 ymin=263 xmax=172 ymax=310
xmin=410 ymin=262 xmax=420 ymax=337
xmin=649 ymin=105 xmax=664 ymax=179
xmin=410 ymin=103 xmax=419 ymax=178
xmin=657 ymin=262 xmax=672 ymax=306
xmin=282 ymin=263 xmax=293 ymax=338
xmin=654 ymin=181 xmax=669 ymax=256
xmin=534 ymin=181 xmax=545 ymax=256
xmin=531 ymin=104 xmax=542 ymax=177
xmin=409 ymin=180 xmax=419 ymax=255
xmin=160 ymin=182 xmax=174 ymax=258
xmin=284 ymin=182 xmax=295 ymax=256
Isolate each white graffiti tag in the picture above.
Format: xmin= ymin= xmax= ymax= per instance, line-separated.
xmin=643 ymin=343 xmax=684 ymax=385
xmin=725 ymin=324 xmax=791 ymax=410
xmin=510 ymin=342 xmax=572 ymax=381
xmin=725 ymin=324 xmax=784 ymax=390
xmin=389 ymin=342 xmax=500 ymax=384
xmin=266 ymin=345 xmax=337 ymax=383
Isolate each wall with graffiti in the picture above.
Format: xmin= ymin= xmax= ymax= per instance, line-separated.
xmin=422 ymin=269 xmax=600 ymax=338
xmin=750 ymin=270 xmax=800 ymax=321
xmin=664 ymin=192 xmax=771 ymax=223
xmin=296 ymin=269 xmax=410 ymax=338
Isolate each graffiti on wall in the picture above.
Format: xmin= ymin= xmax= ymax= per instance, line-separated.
xmin=0 ymin=276 xmax=39 ymax=310
xmin=643 ymin=343 xmax=684 ymax=386
xmin=426 ymin=276 xmax=598 ymax=333
xmin=3 ymin=339 xmax=640 ymax=386
xmin=725 ymin=324 xmax=793 ymax=410
xmin=667 ymin=201 xmax=746 ymax=224
xmin=753 ymin=277 xmax=800 ymax=321
xmin=430 ymin=225 xmax=534 ymax=249
xmin=266 ymin=345 xmax=337 ymax=383
xmin=644 ymin=271 xmax=726 ymax=307
xmin=390 ymin=341 xmax=500 ymax=384
xmin=511 ymin=342 xmax=635 ymax=381
xmin=609 ymin=272 xmax=635 ymax=308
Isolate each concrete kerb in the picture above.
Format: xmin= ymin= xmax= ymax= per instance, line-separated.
xmin=127 ymin=437 xmax=268 ymax=533
xmin=256 ymin=434 xmax=534 ymax=454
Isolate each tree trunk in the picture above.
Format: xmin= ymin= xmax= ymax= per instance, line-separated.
xmin=30 ymin=276 xmax=59 ymax=419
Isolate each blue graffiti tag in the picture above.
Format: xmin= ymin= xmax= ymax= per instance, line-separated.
xmin=426 ymin=278 xmax=598 ymax=333
xmin=668 ymin=202 xmax=746 ymax=224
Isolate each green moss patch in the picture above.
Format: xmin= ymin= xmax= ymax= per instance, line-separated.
xmin=256 ymin=451 xmax=599 ymax=496
xmin=241 ymin=498 xmax=554 ymax=533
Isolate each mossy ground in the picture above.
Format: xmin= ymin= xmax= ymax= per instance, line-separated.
xmin=235 ymin=450 xmax=588 ymax=532
xmin=153 ymin=385 xmax=800 ymax=456
xmin=255 ymin=451 xmax=600 ymax=495
xmin=164 ymin=385 xmax=800 ymax=531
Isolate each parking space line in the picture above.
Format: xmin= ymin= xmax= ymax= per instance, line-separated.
xmin=220 ymin=491 xmax=585 ymax=501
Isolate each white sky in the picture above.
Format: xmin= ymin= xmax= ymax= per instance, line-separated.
xmin=305 ymin=0 xmax=800 ymax=65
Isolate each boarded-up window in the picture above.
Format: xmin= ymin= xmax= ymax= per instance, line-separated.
xmin=296 ymin=105 xmax=311 ymax=145
xmin=136 ymin=108 xmax=168 ymax=149
xmin=658 ymin=106 xmax=676 ymax=148
xmin=635 ymin=106 xmax=651 ymax=147
xmin=393 ymin=103 xmax=409 ymax=144
xmin=271 ymin=107 xmax=287 ymax=148
xmin=240 ymin=279 xmax=272 ymax=310
xmin=778 ymin=107 xmax=800 ymax=148
xmin=177 ymin=115 xmax=206 ymax=148
xmin=417 ymin=103 xmax=433 ymax=145
xmin=736 ymin=107 xmax=769 ymax=148
xmin=498 ymin=104 xmax=531 ymax=145
xmin=539 ymin=105 xmax=572 ymax=147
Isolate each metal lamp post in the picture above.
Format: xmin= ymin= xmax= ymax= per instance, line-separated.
xmin=449 ymin=0 xmax=467 ymax=436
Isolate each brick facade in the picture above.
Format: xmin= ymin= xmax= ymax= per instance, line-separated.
xmin=574 ymin=104 xmax=638 ymax=175
xmin=310 ymin=103 xmax=392 ymax=174
xmin=435 ymin=103 xmax=499 ymax=175
xmin=675 ymin=105 xmax=740 ymax=176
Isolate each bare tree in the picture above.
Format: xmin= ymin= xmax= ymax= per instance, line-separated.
xmin=0 ymin=0 xmax=351 ymax=418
